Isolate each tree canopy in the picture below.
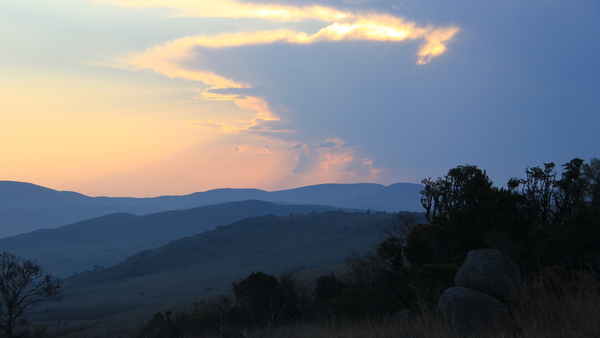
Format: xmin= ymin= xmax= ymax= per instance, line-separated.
xmin=0 ymin=252 xmax=63 ymax=338
xmin=413 ymin=158 xmax=600 ymax=270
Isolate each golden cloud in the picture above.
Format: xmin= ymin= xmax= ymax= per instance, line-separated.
xmin=115 ymin=15 xmax=457 ymax=129
xmin=100 ymin=0 xmax=458 ymax=67
xmin=101 ymin=0 xmax=458 ymax=171
xmin=93 ymin=0 xmax=350 ymax=22
xmin=121 ymin=14 xmax=457 ymax=67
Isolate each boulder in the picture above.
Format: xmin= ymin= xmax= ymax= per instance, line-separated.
xmin=455 ymin=249 xmax=521 ymax=304
xmin=437 ymin=286 xmax=509 ymax=335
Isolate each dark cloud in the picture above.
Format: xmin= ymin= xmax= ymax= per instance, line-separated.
xmin=228 ymin=0 xmax=600 ymax=184
xmin=149 ymin=0 xmax=600 ymax=185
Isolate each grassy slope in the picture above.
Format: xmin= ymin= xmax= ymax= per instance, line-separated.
xmin=30 ymin=211 xmax=396 ymax=325
xmin=0 ymin=201 xmax=348 ymax=277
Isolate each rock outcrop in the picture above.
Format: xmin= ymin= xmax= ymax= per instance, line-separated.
xmin=437 ymin=249 xmax=522 ymax=335
xmin=454 ymin=249 xmax=521 ymax=304
xmin=438 ymin=286 xmax=509 ymax=335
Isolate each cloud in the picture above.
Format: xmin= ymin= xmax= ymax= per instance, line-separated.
xmin=316 ymin=141 xmax=338 ymax=148
xmin=97 ymin=0 xmax=457 ymax=181
xmin=107 ymin=11 xmax=457 ymax=137
xmin=318 ymin=152 xmax=354 ymax=172
xmin=232 ymin=145 xmax=248 ymax=153
xmin=205 ymin=87 xmax=266 ymax=97
xmin=292 ymin=150 xmax=319 ymax=174
xmin=254 ymin=147 xmax=274 ymax=154
xmin=122 ymin=19 xmax=457 ymax=66
xmin=344 ymin=0 xmax=380 ymax=4
xmin=94 ymin=0 xmax=351 ymax=22
xmin=101 ymin=0 xmax=458 ymax=68
xmin=232 ymin=145 xmax=274 ymax=154
xmin=188 ymin=121 xmax=227 ymax=131
xmin=290 ymin=141 xmax=384 ymax=177
xmin=188 ymin=114 xmax=294 ymax=134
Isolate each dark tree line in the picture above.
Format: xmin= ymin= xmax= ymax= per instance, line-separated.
xmin=318 ymin=157 xmax=600 ymax=314
xmin=414 ymin=157 xmax=600 ymax=270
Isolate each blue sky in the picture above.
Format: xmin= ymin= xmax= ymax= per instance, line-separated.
xmin=1 ymin=0 xmax=598 ymax=196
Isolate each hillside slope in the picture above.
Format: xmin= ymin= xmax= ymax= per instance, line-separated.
xmin=37 ymin=211 xmax=406 ymax=322
xmin=0 ymin=200 xmax=347 ymax=277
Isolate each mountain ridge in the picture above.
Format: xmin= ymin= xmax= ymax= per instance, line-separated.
xmin=0 ymin=200 xmax=358 ymax=277
xmin=0 ymin=181 xmax=423 ymax=238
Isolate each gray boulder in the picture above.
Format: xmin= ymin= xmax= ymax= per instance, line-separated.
xmin=437 ymin=286 xmax=509 ymax=335
xmin=455 ymin=249 xmax=521 ymax=304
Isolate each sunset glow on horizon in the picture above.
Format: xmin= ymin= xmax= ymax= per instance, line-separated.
xmin=1 ymin=0 xmax=598 ymax=197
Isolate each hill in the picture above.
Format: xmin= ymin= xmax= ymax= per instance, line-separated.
xmin=0 ymin=200 xmax=349 ymax=277
xmin=0 ymin=181 xmax=423 ymax=238
xmin=33 ymin=211 xmax=408 ymax=324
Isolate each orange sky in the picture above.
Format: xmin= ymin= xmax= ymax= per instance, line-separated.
xmin=3 ymin=0 xmax=596 ymax=197
xmin=0 ymin=0 xmax=456 ymax=196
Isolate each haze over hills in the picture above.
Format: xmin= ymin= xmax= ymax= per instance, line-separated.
xmin=0 ymin=181 xmax=425 ymax=334
xmin=35 ymin=211 xmax=404 ymax=323
xmin=0 ymin=200 xmax=356 ymax=278
xmin=0 ymin=181 xmax=423 ymax=238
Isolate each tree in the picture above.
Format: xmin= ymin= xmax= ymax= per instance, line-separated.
xmin=232 ymin=271 xmax=307 ymax=326
xmin=414 ymin=164 xmax=544 ymax=271
xmin=415 ymin=158 xmax=600 ymax=271
xmin=518 ymin=162 xmax=557 ymax=228
xmin=420 ymin=165 xmax=494 ymax=222
xmin=583 ymin=157 xmax=600 ymax=211
xmin=0 ymin=252 xmax=63 ymax=338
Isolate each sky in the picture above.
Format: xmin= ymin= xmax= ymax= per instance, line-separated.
xmin=1 ymin=0 xmax=599 ymax=197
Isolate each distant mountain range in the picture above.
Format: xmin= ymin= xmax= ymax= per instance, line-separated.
xmin=0 ymin=181 xmax=424 ymax=238
xmin=0 ymin=180 xmax=426 ymax=330
xmin=0 ymin=200 xmax=357 ymax=277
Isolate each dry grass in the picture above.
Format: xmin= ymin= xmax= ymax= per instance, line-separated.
xmin=208 ymin=269 xmax=600 ymax=338
xmin=179 ymin=315 xmax=446 ymax=338
xmin=43 ymin=268 xmax=600 ymax=338
xmin=512 ymin=269 xmax=600 ymax=337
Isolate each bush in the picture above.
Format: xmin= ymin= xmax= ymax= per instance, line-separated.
xmin=232 ymin=271 xmax=309 ymax=326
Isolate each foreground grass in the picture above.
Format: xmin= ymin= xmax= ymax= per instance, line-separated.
xmin=512 ymin=269 xmax=600 ymax=337
xmin=44 ymin=268 xmax=600 ymax=338
xmin=207 ymin=269 xmax=600 ymax=338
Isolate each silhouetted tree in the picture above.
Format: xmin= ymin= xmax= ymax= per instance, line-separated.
xmin=417 ymin=165 xmax=531 ymax=263
xmin=420 ymin=165 xmax=495 ymax=221
xmin=415 ymin=158 xmax=600 ymax=270
xmin=232 ymin=271 xmax=308 ymax=326
xmin=314 ymin=273 xmax=348 ymax=307
xmin=0 ymin=252 xmax=63 ymax=338
xmin=583 ymin=158 xmax=600 ymax=210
